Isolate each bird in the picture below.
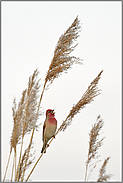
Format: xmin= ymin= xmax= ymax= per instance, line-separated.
xmin=41 ymin=109 xmax=57 ymax=153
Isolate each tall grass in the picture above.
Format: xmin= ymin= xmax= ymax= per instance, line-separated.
xmin=85 ymin=115 xmax=112 ymax=181
xmin=3 ymin=16 xmax=111 ymax=182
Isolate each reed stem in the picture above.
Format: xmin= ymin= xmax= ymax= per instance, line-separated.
xmin=11 ymin=155 xmax=15 ymax=182
xmin=3 ymin=148 xmax=12 ymax=182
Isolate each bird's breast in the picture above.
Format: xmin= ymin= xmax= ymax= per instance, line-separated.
xmin=48 ymin=117 xmax=57 ymax=124
xmin=44 ymin=118 xmax=57 ymax=140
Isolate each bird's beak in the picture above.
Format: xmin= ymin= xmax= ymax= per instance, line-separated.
xmin=52 ymin=110 xmax=55 ymax=115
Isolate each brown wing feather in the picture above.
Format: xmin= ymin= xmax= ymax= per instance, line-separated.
xmin=42 ymin=119 xmax=46 ymax=141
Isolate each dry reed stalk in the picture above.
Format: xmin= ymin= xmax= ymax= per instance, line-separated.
xmin=14 ymin=148 xmax=17 ymax=181
xmin=18 ymin=74 xmax=41 ymax=181
xmin=17 ymin=142 xmax=35 ymax=182
xmin=21 ymin=141 xmax=35 ymax=182
xmin=25 ymin=70 xmax=103 ymax=182
xmin=85 ymin=115 xmax=105 ymax=181
xmin=15 ymin=69 xmax=41 ymax=181
xmin=3 ymin=148 xmax=12 ymax=182
xmin=22 ymin=130 xmax=36 ymax=182
xmin=11 ymin=156 xmax=14 ymax=182
xmin=97 ymin=157 xmax=112 ymax=182
xmin=3 ymin=92 xmax=25 ymax=182
xmin=11 ymin=92 xmax=26 ymax=181
xmin=16 ymin=137 xmax=24 ymax=181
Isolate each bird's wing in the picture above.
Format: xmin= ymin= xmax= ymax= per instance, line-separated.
xmin=42 ymin=119 xmax=46 ymax=141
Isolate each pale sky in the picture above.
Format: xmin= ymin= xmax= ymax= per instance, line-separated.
xmin=2 ymin=1 xmax=121 ymax=182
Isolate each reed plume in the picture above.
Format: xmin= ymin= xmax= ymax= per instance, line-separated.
xmin=18 ymin=142 xmax=35 ymax=182
xmin=85 ymin=115 xmax=105 ymax=181
xmin=45 ymin=15 xmax=82 ymax=87
xmin=3 ymin=92 xmax=25 ymax=181
xmin=22 ymin=69 xmax=41 ymax=135
xmin=3 ymin=69 xmax=41 ymax=182
xmin=84 ymin=115 xmax=112 ymax=181
xmin=15 ymin=69 xmax=41 ymax=181
xmin=39 ymin=16 xmax=82 ymax=105
xmin=60 ymin=71 xmax=103 ymax=131
xmin=97 ymin=157 xmax=112 ymax=182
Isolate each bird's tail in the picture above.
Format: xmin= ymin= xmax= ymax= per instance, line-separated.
xmin=41 ymin=142 xmax=47 ymax=153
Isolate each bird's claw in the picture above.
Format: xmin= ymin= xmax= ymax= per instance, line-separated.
xmin=53 ymin=135 xmax=55 ymax=138
xmin=47 ymin=144 xmax=49 ymax=147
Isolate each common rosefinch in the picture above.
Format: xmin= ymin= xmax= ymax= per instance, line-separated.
xmin=41 ymin=109 xmax=57 ymax=153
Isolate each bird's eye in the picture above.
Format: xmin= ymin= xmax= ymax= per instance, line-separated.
xmin=48 ymin=110 xmax=52 ymax=113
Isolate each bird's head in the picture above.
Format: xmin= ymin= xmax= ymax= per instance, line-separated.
xmin=46 ymin=109 xmax=55 ymax=118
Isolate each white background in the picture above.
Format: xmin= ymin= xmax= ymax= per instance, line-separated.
xmin=2 ymin=1 xmax=121 ymax=181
